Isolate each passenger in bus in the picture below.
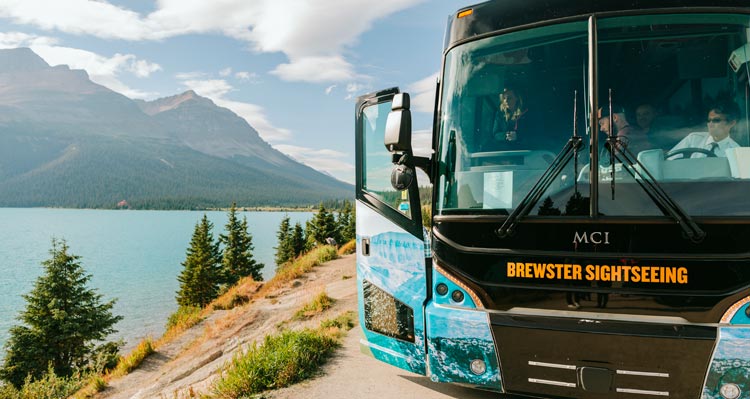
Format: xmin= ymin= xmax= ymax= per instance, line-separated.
xmin=598 ymin=104 xmax=652 ymax=154
xmin=636 ymin=103 xmax=659 ymax=135
xmin=485 ymin=86 xmax=532 ymax=151
xmin=668 ymin=103 xmax=740 ymax=158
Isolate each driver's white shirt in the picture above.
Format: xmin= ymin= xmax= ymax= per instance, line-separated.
xmin=669 ymin=132 xmax=739 ymax=158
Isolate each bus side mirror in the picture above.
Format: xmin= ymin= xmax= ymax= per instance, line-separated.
xmin=385 ymin=93 xmax=412 ymax=153
xmin=391 ymin=155 xmax=415 ymax=191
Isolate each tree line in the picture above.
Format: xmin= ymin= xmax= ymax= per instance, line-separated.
xmin=176 ymin=203 xmax=263 ymax=308
xmin=274 ymin=201 xmax=355 ymax=267
xmin=0 ymin=202 xmax=356 ymax=395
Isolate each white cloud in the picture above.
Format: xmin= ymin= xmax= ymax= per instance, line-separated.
xmin=271 ymin=55 xmax=357 ymax=83
xmin=407 ymin=72 xmax=438 ymax=113
xmin=182 ymin=79 xmax=233 ymax=98
xmin=33 ymin=45 xmax=160 ymax=98
xmin=175 ymin=71 xmax=207 ymax=80
xmin=129 ymin=59 xmax=162 ymax=78
xmin=0 ymin=32 xmax=161 ymax=99
xmin=234 ymin=71 xmax=258 ymax=82
xmin=180 ymin=78 xmax=292 ymax=143
xmin=0 ymin=0 xmax=152 ymax=40
xmin=219 ymin=67 xmax=232 ymax=77
xmin=0 ymin=0 xmax=428 ymax=83
xmin=412 ymin=128 xmax=433 ymax=158
xmin=325 ymin=84 xmax=336 ymax=95
xmin=345 ymin=82 xmax=371 ymax=100
xmin=0 ymin=31 xmax=58 ymax=48
xmin=274 ymin=144 xmax=354 ymax=184
xmin=218 ymin=98 xmax=294 ymax=143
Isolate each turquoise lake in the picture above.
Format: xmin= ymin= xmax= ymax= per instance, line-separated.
xmin=0 ymin=208 xmax=313 ymax=357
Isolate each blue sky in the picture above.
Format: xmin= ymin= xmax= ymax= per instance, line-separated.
xmin=0 ymin=0 xmax=477 ymax=183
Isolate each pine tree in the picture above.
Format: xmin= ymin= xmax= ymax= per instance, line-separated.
xmin=219 ymin=204 xmax=264 ymax=284
xmin=177 ymin=214 xmax=222 ymax=308
xmin=337 ymin=201 xmax=356 ymax=243
xmin=274 ymin=215 xmax=294 ymax=267
xmin=538 ymin=196 xmax=562 ymax=216
xmin=0 ymin=239 xmax=123 ymax=388
xmin=306 ymin=203 xmax=338 ymax=246
xmin=290 ymin=222 xmax=306 ymax=258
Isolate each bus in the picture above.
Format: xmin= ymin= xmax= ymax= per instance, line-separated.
xmin=355 ymin=1 xmax=750 ymax=398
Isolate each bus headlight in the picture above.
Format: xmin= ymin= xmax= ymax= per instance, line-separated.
xmin=720 ymin=383 xmax=741 ymax=399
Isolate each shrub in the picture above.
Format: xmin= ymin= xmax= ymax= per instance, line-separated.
xmin=338 ymin=239 xmax=355 ymax=255
xmin=319 ymin=311 xmax=356 ymax=332
xmin=293 ymin=292 xmax=335 ymax=320
xmin=89 ymin=375 xmax=107 ymax=393
xmin=14 ymin=366 xmax=84 ymax=399
xmin=113 ymin=338 xmax=155 ymax=376
xmin=262 ymin=246 xmax=338 ymax=294
xmin=166 ymin=306 xmax=204 ymax=332
xmin=212 ymin=276 xmax=258 ymax=311
xmin=210 ymin=329 xmax=339 ymax=397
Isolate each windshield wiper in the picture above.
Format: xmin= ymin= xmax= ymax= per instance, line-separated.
xmin=609 ymin=140 xmax=706 ymax=243
xmin=497 ymin=92 xmax=583 ymax=238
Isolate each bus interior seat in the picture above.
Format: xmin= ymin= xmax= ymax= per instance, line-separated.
xmin=726 ymin=147 xmax=750 ymax=178
xmin=637 ymin=148 xmax=732 ymax=180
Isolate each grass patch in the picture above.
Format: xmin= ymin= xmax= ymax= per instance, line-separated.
xmin=213 ymin=276 xmax=259 ymax=311
xmin=260 ymin=245 xmax=338 ymax=295
xmin=319 ymin=311 xmax=356 ymax=332
xmin=0 ymin=368 xmax=85 ymax=399
xmin=112 ymin=338 xmax=155 ymax=377
xmin=338 ymin=239 xmax=356 ymax=255
xmin=209 ymin=329 xmax=339 ymax=398
xmin=165 ymin=306 xmax=204 ymax=335
xmin=293 ymin=292 xmax=336 ymax=320
xmin=208 ymin=312 xmax=357 ymax=398
xmin=89 ymin=374 xmax=107 ymax=392
xmin=213 ymin=293 xmax=249 ymax=310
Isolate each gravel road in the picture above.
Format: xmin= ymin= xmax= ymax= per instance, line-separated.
xmin=267 ymin=325 xmax=504 ymax=399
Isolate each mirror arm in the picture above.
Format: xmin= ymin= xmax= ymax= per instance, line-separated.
xmin=413 ymin=156 xmax=432 ymax=180
xmin=391 ymin=152 xmax=432 ymax=183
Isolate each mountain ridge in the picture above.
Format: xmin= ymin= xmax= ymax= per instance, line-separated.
xmin=0 ymin=48 xmax=352 ymax=208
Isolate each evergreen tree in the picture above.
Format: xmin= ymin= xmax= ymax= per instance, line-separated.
xmin=219 ymin=204 xmax=264 ymax=284
xmin=177 ymin=214 xmax=222 ymax=308
xmin=538 ymin=196 xmax=562 ymax=216
xmin=306 ymin=203 xmax=338 ymax=246
xmin=0 ymin=239 xmax=123 ymax=388
xmin=290 ymin=222 xmax=306 ymax=258
xmin=337 ymin=201 xmax=356 ymax=243
xmin=274 ymin=215 xmax=294 ymax=267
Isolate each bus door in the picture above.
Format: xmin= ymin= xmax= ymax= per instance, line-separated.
xmin=355 ymin=88 xmax=427 ymax=375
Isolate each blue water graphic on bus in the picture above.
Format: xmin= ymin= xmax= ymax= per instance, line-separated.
xmin=426 ymin=304 xmax=502 ymax=389
xmin=357 ymin=228 xmax=427 ymax=375
xmin=703 ymin=328 xmax=750 ymax=399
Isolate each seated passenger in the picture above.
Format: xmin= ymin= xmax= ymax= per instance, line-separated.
xmin=598 ymin=104 xmax=652 ymax=154
xmin=483 ymin=86 xmax=534 ymax=151
xmin=668 ymin=103 xmax=740 ymax=158
xmin=636 ymin=103 xmax=659 ymax=135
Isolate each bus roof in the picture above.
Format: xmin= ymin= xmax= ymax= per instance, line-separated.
xmin=446 ymin=0 xmax=750 ymax=50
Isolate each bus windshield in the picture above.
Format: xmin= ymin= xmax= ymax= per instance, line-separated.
xmin=437 ymin=14 xmax=750 ymax=217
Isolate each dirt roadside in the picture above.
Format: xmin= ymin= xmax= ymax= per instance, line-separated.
xmin=95 ymin=253 xmax=501 ymax=399
xmin=97 ymin=254 xmax=358 ymax=399
xmin=266 ymin=325 xmax=499 ymax=399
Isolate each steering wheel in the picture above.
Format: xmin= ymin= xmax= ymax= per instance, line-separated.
xmin=665 ymin=147 xmax=717 ymax=159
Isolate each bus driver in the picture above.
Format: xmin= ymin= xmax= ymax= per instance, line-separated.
xmin=669 ymin=103 xmax=740 ymax=158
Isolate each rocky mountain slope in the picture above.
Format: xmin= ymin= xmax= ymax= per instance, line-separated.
xmin=0 ymin=48 xmax=351 ymax=208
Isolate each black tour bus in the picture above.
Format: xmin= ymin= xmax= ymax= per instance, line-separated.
xmin=355 ymin=1 xmax=750 ymax=398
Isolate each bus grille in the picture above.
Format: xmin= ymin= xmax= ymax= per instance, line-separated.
xmin=490 ymin=313 xmax=716 ymax=398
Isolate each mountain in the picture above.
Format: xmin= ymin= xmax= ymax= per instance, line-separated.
xmin=0 ymin=48 xmax=352 ymax=208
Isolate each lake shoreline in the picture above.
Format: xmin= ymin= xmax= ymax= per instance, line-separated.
xmin=0 ymin=208 xmax=316 ymax=360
